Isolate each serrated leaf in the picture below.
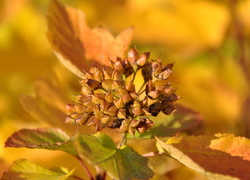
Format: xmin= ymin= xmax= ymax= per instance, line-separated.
xmin=46 ymin=0 xmax=133 ymax=78
xmin=5 ymin=128 xmax=78 ymax=156
xmin=156 ymin=134 xmax=250 ymax=180
xmin=138 ymin=104 xmax=203 ymax=138
xmin=75 ymin=132 xmax=153 ymax=180
xmin=1 ymin=159 xmax=74 ymax=180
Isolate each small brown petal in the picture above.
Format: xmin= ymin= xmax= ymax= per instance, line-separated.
xmin=117 ymin=109 xmax=126 ymax=119
xmin=126 ymin=80 xmax=135 ymax=92
xmin=147 ymin=90 xmax=160 ymax=100
xmin=129 ymin=92 xmax=139 ymax=100
xmin=65 ymin=117 xmax=75 ymax=124
xmin=81 ymin=86 xmax=92 ymax=96
xmin=91 ymin=94 xmax=104 ymax=104
xmin=85 ymin=104 xmax=96 ymax=113
xmin=100 ymin=101 xmax=111 ymax=111
xmin=65 ymin=104 xmax=75 ymax=115
xmin=158 ymin=69 xmax=171 ymax=80
xmin=122 ymin=94 xmax=134 ymax=104
xmin=118 ymin=118 xmax=130 ymax=133
xmin=104 ymin=92 xmax=113 ymax=103
xmin=75 ymin=104 xmax=87 ymax=113
xmin=105 ymin=106 xmax=118 ymax=116
xmin=101 ymin=115 xmax=111 ymax=124
xmin=136 ymin=126 xmax=147 ymax=133
xmin=114 ymin=98 xmax=124 ymax=109
xmin=102 ymin=79 xmax=120 ymax=91
xmin=149 ymin=102 xmax=161 ymax=116
xmin=130 ymin=119 xmax=140 ymax=128
xmin=94 ymin=108 xmax=104 ymax=120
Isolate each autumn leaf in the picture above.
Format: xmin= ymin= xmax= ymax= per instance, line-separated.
xmin=5 ymin=128 xmax=78 ymax=156
xmin=1 ymin=159 xmax=75 ymax=180
xmin=156 ymin=134 xmax=250 ymax=180
xmin=46 ymin=0 xmax=133 ymax=78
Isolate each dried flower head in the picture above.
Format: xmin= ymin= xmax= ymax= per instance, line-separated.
xmin=65 ymin=47 xmax=179 ymax=135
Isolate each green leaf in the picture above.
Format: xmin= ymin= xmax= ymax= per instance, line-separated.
xmin=5 ymin=128 xmax=78 ymax=156
xmin=1 ymin=159 xmax=74 ymax=180
xmin=156 ymin=134 xmax=250 ymax=180
xmin=75 ymin=132 xmax=154 ymax=180
xmin=138 ymin=104 xmax=203 ymax=138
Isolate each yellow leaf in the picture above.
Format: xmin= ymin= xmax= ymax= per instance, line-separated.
xmin=46 ymin=0 xmax=133 ymax=78
xmin=156 ymin=134 xmax=250 ymax=180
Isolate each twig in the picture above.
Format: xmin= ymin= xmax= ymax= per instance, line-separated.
xmin=76 ymin=156 xmax=94 ymax=180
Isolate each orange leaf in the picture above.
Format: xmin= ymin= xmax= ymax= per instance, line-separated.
xmin=46 ymin=0 xmax=133 ymax=78
xmin=156 ymin=134 xmax=250 ymax=180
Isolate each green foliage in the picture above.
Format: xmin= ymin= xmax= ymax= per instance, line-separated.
xmin=76 ymin=133 xmax=154 ymax=180
xmin=4 ymin=128 xmax=153 ymax=180
xmin=1 ymin=159 xmax=74 ymax=180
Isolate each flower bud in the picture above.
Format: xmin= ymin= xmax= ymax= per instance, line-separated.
xmin=76 ymin=113 xmax=89 ymax=125
xmin=128 ymin=47 xmax=139 ymax=67
xmin=86 ymin=79 xmax=101 ymax=90
xmin=110 ymin=119 xmax=123 ymax=129
xmin=137 ymin=52 xmax=150 ymax=67
xmin=102 ymin=66 xmax=113 ymax=79
xmin=122 ymin=93 xmax=134 ymax=104
xmin=147 ymin=90 xmax=160 ymax=100
xmin=113 ymin=58 xmax=124 ymax=72
xmin=149 ymin=102 xmax=161 ymax=116
xmin=158 ymin=69 xmax=171 ymax=80
xmin=161 ymin=103 xmax=175 ymax=115
xmin=142 ymin=62 xmax=152 ymax=82
xmin=112 ymin=69 xmax=123 ymax=81
xmin=152 ymin=61 xmax=162 ymax=76
xmin=122 ymin=58 xmax=134 ymax=77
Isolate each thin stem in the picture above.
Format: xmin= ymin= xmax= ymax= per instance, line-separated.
xmin=71 ymin=175 xmax=85 ymax=180
xmin=119 ymin=132 xmax=127 ymax=147
xmin=76 ymin=156 xmax=94 ymax=180
xmin=138 ymin=81 xmax=146 ymax=95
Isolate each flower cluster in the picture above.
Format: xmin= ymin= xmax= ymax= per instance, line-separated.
xmin=65 ymin=48 xmax=179 ymax=135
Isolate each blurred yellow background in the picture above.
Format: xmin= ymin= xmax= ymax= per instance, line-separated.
xmin=1 ymin=0 xmax=250 ymax=179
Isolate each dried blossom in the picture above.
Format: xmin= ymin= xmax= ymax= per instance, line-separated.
xmin=65 ymin=48 xmax=179 ymax=135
